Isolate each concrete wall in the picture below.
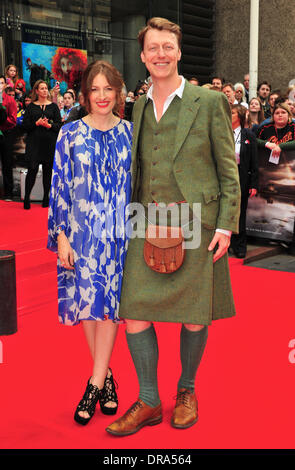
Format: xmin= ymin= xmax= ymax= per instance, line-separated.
xmin=214 ymin=0 xmax=295 ymax=91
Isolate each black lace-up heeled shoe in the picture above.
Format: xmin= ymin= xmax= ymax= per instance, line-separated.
xmin=74 ymin=378 xmax=100 ymax=425
xmin=99 ymin=368 xmax=118 ymax=415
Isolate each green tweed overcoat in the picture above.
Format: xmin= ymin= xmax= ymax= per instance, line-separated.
xmin=119 ymin=81 xmax=241 ymax=325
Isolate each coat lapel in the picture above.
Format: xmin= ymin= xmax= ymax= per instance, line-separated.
xmin=172 ymin=82 xmax=201 ymax=162
xmin=131 ymin=96 xmax=147 ymax=191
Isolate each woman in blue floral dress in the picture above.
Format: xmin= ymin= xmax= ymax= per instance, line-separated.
xmin=48 ymin=61 xmax=133 ymax=425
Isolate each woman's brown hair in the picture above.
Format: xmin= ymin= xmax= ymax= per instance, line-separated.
xmin=81 ymin=60 xmax=124 ymax=115
xmin=272 ymin=102 xmax=293 ymax=123
xmin=248 ymin=96 xmax=265 ymax=126
xmin=31 ymin=80 xmax=50 ymax=102
xmin=138 ymin=17 xmax=182 ymax=51
xmin=231 ymin=104 xmax=247 ymax=128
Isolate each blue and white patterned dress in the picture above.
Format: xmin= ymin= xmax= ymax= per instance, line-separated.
xmin=47 ymin=118 xmax=133 ymax=325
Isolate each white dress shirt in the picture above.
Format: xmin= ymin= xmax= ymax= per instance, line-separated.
xmin=233 ymin=126 xmax=241 ymax=165
xmin=146 ymin=75 xmax=186 ymax=122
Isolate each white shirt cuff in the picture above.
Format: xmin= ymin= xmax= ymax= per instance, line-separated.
xmin=216 ymin=229 xmax=232 ymax=237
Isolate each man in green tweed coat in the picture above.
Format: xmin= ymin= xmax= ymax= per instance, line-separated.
xmin=106 ymin=17 xmax=241 ymax=436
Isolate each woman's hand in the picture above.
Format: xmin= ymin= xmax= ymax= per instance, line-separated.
xmin=271 ymin=144 xmax=281 ymax=157
xmin=57 ymin=232 xmax=75 ymax=270
xmin=35 ymin=117 xmax=43 ymax=126
xmin=37 ymin=117 xmax=52 ymax=128
xmin=41 ymin=117 xmax=52 ymax=128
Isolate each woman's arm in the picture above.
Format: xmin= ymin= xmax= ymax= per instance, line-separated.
xmin=22 ymin=104 xmax=38 ymax=132
xmin=50 ymin=103 xmax=62 ymax=132
xmin=247 ymin=130 xmax=259 ymax=190
xmin=47 ymin=128 xmax=72 ymax=253
xmin=278 ymin=140 xmax=295 ymax=151
xmin=256 ymin=137 xmax=268 ymax=148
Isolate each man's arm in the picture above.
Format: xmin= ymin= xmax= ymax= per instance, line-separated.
xmin=209 ymin=92 xmax=241 ymax=233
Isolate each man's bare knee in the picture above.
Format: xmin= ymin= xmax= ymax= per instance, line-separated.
xmin=126 ymin=319 xmax=152 ymax=334
xmin=183 ymin=323 xmax=206 ymax=332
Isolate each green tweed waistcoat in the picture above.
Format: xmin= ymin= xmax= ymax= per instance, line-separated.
xmin=138 ymin=97 xmax=184 ymax=205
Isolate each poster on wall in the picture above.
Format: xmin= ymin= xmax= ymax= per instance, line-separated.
xmin=21 ymin=24 xmax=88 ymax=95
xmin=246 ymin=148 xmax=295 ymax=243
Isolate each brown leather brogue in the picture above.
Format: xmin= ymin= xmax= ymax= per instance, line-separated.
xmin=106 ymin=399 xmax=162 ymax=436
xmin=171 ymin=388 xmax=198 ymax=429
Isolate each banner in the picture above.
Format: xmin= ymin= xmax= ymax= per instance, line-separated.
xmin=21 ymin=24 xmax=87 ymax=49
xmin=21 ymin=25 xmax=88 ymax=94
xmin=246 ymin=148 xmax=295 ymax=243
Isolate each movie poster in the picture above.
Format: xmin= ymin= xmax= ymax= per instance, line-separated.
xmin=246 ymin=148 xmax=295 ymax=243
xmin=21 ymin=24 xmax=88 ymax=95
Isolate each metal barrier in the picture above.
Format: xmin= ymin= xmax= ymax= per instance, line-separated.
xmin=246 ymin=148 xmax=295 ymax=243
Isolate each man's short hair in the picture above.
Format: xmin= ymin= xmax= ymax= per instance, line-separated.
xmin=138 ymin=17 xmax=182 ymax=50
xmin=222 ymin=82 xmax=234 ymax=91
xmin=212 ymin=76 xmax=224 ymax=84
xmin=269 ymin=89 xmax=281 ymax=97
xmin=257 ymin=80 xmax=271 ymax=92
xmin=268 ymin=89 xmax=281 ymax=102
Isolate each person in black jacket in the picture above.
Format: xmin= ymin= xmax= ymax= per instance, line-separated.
xmin=22 ymin=79 xmax=61 ymax=209
xmin=230 ymin=104 xmax=259 ymax=258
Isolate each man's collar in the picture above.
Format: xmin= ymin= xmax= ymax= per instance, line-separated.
xmin=146 ymin=75 xmax=185 ymax=101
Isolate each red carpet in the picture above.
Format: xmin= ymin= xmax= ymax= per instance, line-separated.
xmin=0 ymin=200 xmax=294 ymax=449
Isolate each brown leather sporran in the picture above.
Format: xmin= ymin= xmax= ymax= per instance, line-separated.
xmin=144 ymin=225 xmax=185 ymax=273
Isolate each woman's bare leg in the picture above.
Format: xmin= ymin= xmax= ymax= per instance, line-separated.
xmin=79 ymin=319 xmax=119 ymax=419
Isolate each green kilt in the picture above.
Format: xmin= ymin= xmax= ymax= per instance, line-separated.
xmin=119 ymin=224 xmax=236 ymax=325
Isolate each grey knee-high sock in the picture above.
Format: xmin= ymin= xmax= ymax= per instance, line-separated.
xmin=126 ymin=324 xmax=160 ymax=408
xmin=177 ymin=325 xmax=208 ymax=392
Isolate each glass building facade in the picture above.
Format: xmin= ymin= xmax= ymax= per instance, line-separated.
xmin=0 ymin=0 xmax=182 ymax=92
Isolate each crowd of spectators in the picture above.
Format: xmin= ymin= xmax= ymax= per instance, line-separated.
xmin=0 ymin=62 xmax=295 ymax=253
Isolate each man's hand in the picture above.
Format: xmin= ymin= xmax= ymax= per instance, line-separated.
xmin=208 ymin=232 xmax=231 ymax=263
